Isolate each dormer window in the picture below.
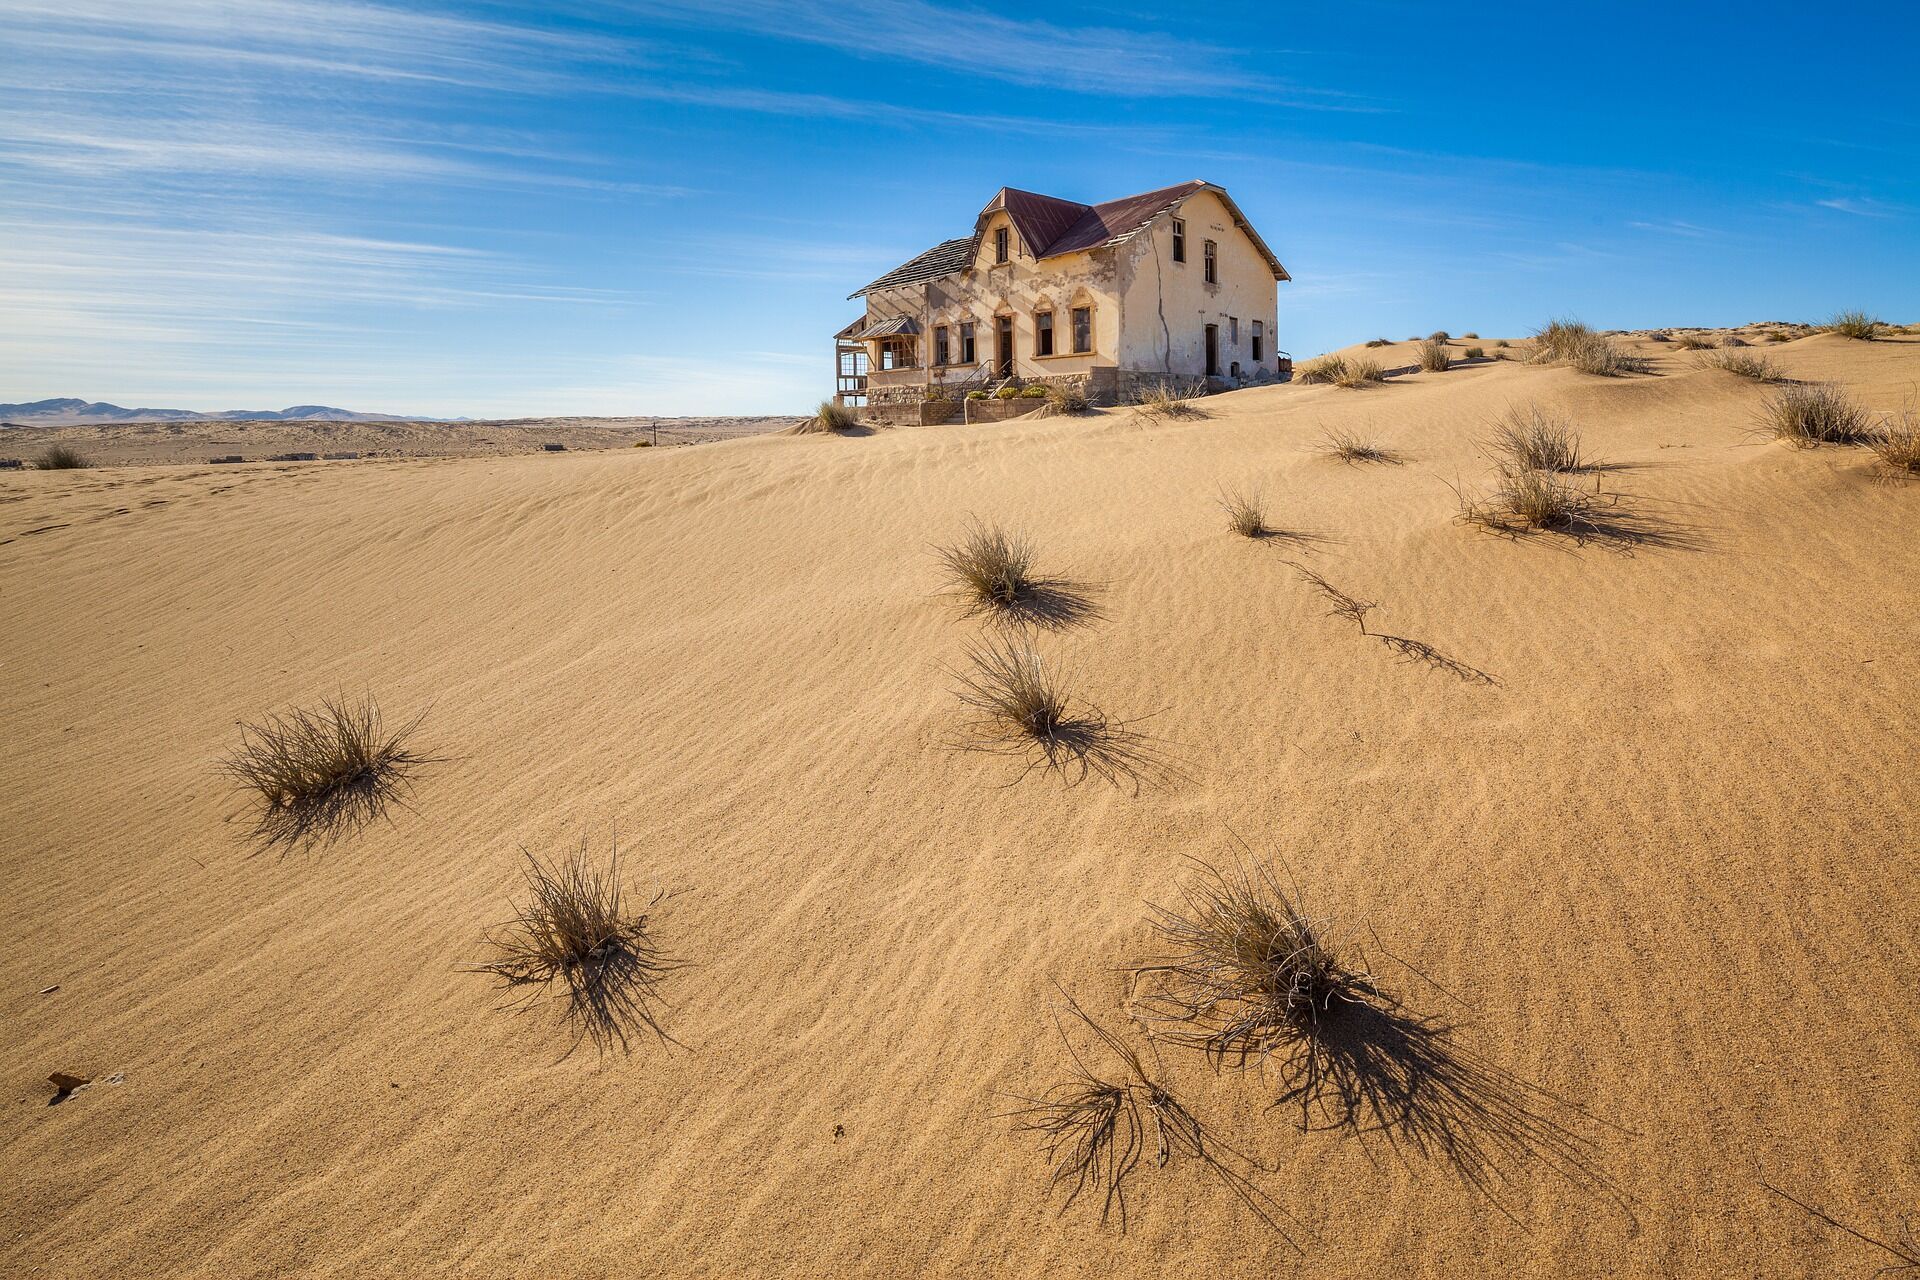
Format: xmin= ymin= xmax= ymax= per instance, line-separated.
xmin=994 ymin=227 xmax=1010 ymax=264
xmin=1171 ymin=218 xmax=1186 ymax=263
xmin=1203 ymin=239 xmax=1218 ymax=284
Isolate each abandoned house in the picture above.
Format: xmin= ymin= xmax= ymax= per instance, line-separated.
xmin=834 ymin=179 xmax=1289 ymax=417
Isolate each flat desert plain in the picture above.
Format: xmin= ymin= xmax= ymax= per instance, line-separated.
xmin=3 ymin=328 xmax=1917 ymax=1278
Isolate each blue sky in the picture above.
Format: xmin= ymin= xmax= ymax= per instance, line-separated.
xmin=2 ymin=1 xmax=1916 ymax=417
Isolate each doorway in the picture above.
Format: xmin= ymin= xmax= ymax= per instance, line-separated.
xmin=1204 ymin=324 xmax=1220 ymax=377
xmin=995 ymin=314 xmax=1015 ymax=378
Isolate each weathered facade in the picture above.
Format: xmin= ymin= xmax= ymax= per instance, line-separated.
xmin=835 ymin=180 xmax=1289 ymax=413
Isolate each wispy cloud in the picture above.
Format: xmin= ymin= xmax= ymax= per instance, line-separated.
xmin=602 ymin=0 xmax=1372 ymax=109
xmin=1815 ymin=196 xmax=1905 ymax=219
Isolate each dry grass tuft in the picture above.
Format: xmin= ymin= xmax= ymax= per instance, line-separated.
xmin=797 ymin=399 xmax=861 ymax=434
xmin=1132 ymin=854 xmax=1381 ymax=1107
xmin=1674 ymin=334 xmax=1716 ymax=350
xmin=36 ymin=445 xmax=91 ymax=470
xmin=1826 ymin=310 xmax=1880 ymax=341
xmin=1529 ymin=318 xmax=1650 ymax=376
xmin=1757 ymin=382 xmax=1874 ymax=447
xmin=476 ymin=836 xmax=677 ymax=1055
xmin=1870 ymin=406 xmax=1920 ymax=476
xmin=950 ymin=632 xmax=1162 ymax=788
xmin=935 ymin=521 xmax=1097 ymax=628
xmin=1134 ymin=379 xmax=1206 ymax=419
xmin=1453 ymin=467 xmax=1604 ymax=535
xmin=1417 ymin=339 xmax=1452 ymax=372
xmin=1697 ymin=349 xmax=1784 ymax=381
xmin=1034 ymin=383 xmax=1090 ymax=417
xmin=1364 ymin=337 xmax=1391 ymax=348
xmin=1488 ymin=402 xmax=1584 ymax=472
xmin=1464 ymin=346 xmax=1485 ymax=359
xmin=1218 ymin=484 xmax=1269 ymax=538
xmin=1298 ymin=354 xmax=1385 ymax=388
xmin=1316 ymin=429 xmax=1400 ymax=465
xmin=1006 ymin=993 xmax=1290 ymax=1236
xmin=1427 ymin=330 xmax=1450 ymax=341
xmin=223 ymin=694 xmax=436 ymax=851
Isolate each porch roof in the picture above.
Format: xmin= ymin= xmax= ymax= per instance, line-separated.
xmin=850 ymin=315 xmax=921 ymax=340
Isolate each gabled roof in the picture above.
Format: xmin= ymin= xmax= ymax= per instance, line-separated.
xmin=849 ymin=180 xmax=1287 ymax=299
xmin=850 ymin=237 xmax=973 ymax=298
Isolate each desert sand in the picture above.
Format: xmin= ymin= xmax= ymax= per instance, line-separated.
xmin=0 ymin=415 xmax=800 ymax=468
xmin=3 ymin=326 xmax=1917 ymax=1278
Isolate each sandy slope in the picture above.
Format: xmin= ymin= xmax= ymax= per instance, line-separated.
xmin=2 ymin=330 xmax=1916 ymax=1278
xmin=0 ymin=415 xmax=800 ymax=467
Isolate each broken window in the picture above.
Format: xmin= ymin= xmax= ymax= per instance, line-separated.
xmin=934 ymin=325 xmax=950 ymax=366
xmin=994 ymin=227 xmax=1009 ymax=264
xmin=1204 ymin=239 xmax=1217 ymax=284
xmin=1171 ymin=218 xmax=1186 ymax=263
xmin=1035 ymin=310 xmax=1054 ymax=357
xmin=1229 ymin=316 xmax=1239 ymax=345
xmin=1252 ymin=321 xmax=1264 ymax=362
xmin=1071 ymin=306 xmax=1091 ymax=354
xmin=960 ymin=321 xmax=976 ymax=363
xmin=880 ymin=338 xmax=916 ymax=370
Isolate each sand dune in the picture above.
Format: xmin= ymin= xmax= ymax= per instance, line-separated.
xmin=0 ymin=415 xmax=800 ymax=468
xmin=3 ymin=328 xmax=1917 ymax=1277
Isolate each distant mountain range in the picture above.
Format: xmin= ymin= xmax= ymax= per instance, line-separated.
xmin=0 ymin=398 xmax=455 ymax=426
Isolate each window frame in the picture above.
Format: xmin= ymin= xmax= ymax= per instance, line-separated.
xmin=1229 ymin=316 xmax=1239 ymax=345
xmin=1070 ymin=305 xmax=1092 ymax=354
xmin=959 ymin=321 xmax=976 ymax=364
xmin=933 ymin=325 xmax=950 ymax=367
xmin=1203 ymin=239 xmax=1218 ymax=284
xmin=1171 ymin=217 xmax=1186 ymax=264
xmin=1251 ymin=320 xmax=1264 ymax=362
xmin=1034 ymin=309 xmax=1054 ymax=357
xmin=994 ymin=226 xmax=1010 ymax=264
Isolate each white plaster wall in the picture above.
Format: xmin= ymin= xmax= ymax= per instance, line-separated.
xmin=1116 ymin=189 xmax=1280 ymax=379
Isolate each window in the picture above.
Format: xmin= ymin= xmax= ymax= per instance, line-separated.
xmin=1203 ymin=239 xmax=1217 ymax=284
xmin=994 ymin=227 xmax=1009 ymax=264
xmin=1229 ymin=317 xmax=1239 ymax=345
xmin=1035 ymin=310 xmax=1054 ymax=357
xmin=1071 ymin=306 xmax=1091 ymax=354
xmin=879 ymin=338 xmax=915 ymax=370
xmin=1251 ymin=321 xmax=1264 ymax=362
xmin=1171 ymin=217 xmax=1186 ymax=263
xmin=934 ymin=325 xmax=950 ymax=367
xmin=960 ymin=321 xmax=976 ymax=364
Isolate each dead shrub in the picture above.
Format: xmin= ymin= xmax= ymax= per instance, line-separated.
xmin=1365 ymin=337 xmax=1391 ymax=348
xmin=476 ymin=835 xmax=677 ymax=1055
xmin=223 ymin=694 xmax=435 ymax=851
xmin=935 ymin=521 xmax=1096 ymax=628
xmin=1317 ymin=429 xmax=1400 ymax=465
xmin=1674 ymin=334 xmax=1716 ymax=350
xmin=1488 ymin=402 xmax=1584 ymax=472
xmin=36 ymin=445 xmax=91 ymax=470
xmin=1757 ymin=382 xmax=1874 ymax=446
xmin=1461 ymin=332 xmax=1479 ymax=340
xmin=1427 ymin=330 xmax=1450 ymax=341
xmin=1417 ymin=339 xmax=1452 ymax=372
xmin=1464 ymin=346 xmax=1485 ymax=359
xmin=1299 ymin=354 xmax=1384 ymax=388
xmin=950 ymin=632 xmax=1161 ymax=788
xmin=1218 ymin=484 xmax=1268 ymax=538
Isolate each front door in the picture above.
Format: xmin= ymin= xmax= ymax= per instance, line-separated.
xmin=995 ymin=315 xmax=1014 ymax=378
xmin=1204 ymin=324 xmax=1220 ymax=377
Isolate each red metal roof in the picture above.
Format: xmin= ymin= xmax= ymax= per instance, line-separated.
xmin=849 ymin=180 xmax=1287 ymax=300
